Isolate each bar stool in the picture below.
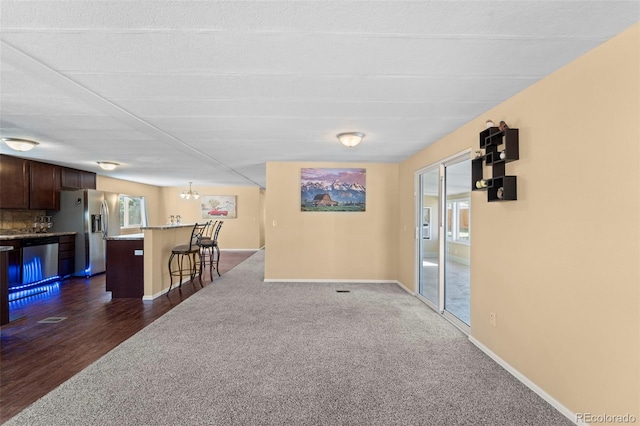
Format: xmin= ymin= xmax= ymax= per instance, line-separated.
xmin=199 ymin=221 xmax=223 ymax=280
xmin=200 ymin=220 xmax=217 ymax=246
xmin=167 ymin=222 xmax=207 ymax=294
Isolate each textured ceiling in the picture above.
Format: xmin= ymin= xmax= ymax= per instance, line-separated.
xmin=0 ymin=1 xmax=638 ymax=188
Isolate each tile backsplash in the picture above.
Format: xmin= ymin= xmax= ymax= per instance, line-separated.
xmin=0 ymin=210 xmax=47 ymax=231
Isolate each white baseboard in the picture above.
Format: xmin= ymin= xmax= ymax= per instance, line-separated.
xmin=394 ymin=280 xmax=416 ymax=295
xmin=142 ymin=277 xmax=194 ymax=300
xmin=263 ymin=278 xmax=399 ymax=284
xmin=469 ymin=336 xmax=582 ymax=425
xmin=261 ymin=279 xmax=417 ymax=297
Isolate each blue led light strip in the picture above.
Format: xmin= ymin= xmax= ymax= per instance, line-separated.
xmin=9 ymin=276 xmax=62 ymax=292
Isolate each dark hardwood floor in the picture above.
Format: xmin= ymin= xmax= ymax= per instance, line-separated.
xmin=0 ymin=250 xmax=257 ymax=424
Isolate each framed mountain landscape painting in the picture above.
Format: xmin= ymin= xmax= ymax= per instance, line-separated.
xmin=301 ymin=168 xmax=366 ymax=212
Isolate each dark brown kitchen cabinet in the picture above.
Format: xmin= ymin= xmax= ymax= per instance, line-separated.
xmin=61 ymin=167 xmax=96 ymax=190
xmin=1 ymin=249 xmax=9 ymax=326
xmin=106 ymin=238 xmax=144 ymax=298
xmin=29 ymin=161 xmax=61 ymax=210
xmin=0 ymin=155 xmax=30 ymax=209
xmin=80 ymin=171 xmax=96 ymax=189
xmin=58 ymin=234 xmax=76 ymax=277
xmin=2 ymin=240 xmax=21 ymax=288
xmin=60 ymin=167 xmax=80 ymax=189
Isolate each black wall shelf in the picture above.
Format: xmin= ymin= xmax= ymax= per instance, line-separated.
xmin=472 ymin=127 xmax=519 ymax=202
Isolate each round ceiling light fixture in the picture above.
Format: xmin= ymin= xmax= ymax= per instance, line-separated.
xmin=97 ymin=161 xmax=120 ymax=171
xmin=2 ymin=138 xmax=39 ymax=152
xmin=336 ymin=132 xmax=365 ymax=147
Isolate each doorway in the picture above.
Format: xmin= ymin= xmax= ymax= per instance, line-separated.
xmin=417 ymin=153 xmax=471 ymax=332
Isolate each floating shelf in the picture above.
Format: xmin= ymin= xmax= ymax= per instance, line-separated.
xmin=472 ymin=126 xmax=520 ymax=202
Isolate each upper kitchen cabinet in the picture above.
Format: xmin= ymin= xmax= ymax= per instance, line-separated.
xmin=30 ymin=160 xmax=61 ymax=210
xmin=81 ymin=171 xmax=96 ymax=190
xmin=0 ymin=155 xmax=30 ymax=209
xmin=61 ymin=167 xmax=96 ymax=190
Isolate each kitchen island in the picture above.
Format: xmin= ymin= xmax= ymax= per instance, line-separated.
xmin=105 ymin=234 xmax=144 ymax=298
xmin=105 ymin=225 xmax=197 ymax=299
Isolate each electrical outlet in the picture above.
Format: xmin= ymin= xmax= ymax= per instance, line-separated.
xmin=489 ymin=312 xmax=497 ymax=326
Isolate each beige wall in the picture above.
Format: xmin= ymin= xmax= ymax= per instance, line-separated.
xmin=259 ymin=188 xmax=266 ymax=248
xmin=97 ymin=176 xmax=263 ymax=249
xmin=265 ymin=162 xmax=399 ymax=280
xmin=398 ymin=23 xmax=639 ymax=419
xmin=159 ymin=185 xmax=263 ymax=249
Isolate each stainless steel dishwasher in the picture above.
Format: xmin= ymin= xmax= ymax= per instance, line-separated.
xmin=21 ymin=236 xmax=59 ymax=285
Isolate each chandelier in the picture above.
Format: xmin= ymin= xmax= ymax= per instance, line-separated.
xmin=180 ymin=182 xmax=200 ymax=200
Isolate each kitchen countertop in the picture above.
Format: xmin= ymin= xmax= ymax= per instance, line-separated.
xmin=140 ymin=223 xmax=195 ymax=230
xmin=0 ymin=231 xmax=77 ymax=241
xmin=106 ymin=233 xmax=144 ymax=240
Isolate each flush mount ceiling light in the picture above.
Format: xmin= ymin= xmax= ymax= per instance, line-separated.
xmin=337 ymin=132 xmax=365 ymax=147
xmin=97 ymin=161 xmax=119 ymax=171
xmin=180 ymin=182 xmax=200 ymax=200
xmin=2 ymin=138 xmax=39 ymax=151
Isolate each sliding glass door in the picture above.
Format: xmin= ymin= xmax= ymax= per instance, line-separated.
xmin=417 ymin=153 xmax=471 ymax=331
xmin=418 ymin=166 xmax=440 ymax=306
xmin=443 ymin=159 xmax=471 ymax=326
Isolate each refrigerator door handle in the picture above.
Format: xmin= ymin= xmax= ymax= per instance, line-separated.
xmin=100 ymin=200 xmax=109 ymax=239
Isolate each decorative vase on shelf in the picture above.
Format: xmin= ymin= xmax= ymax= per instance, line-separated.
xmin=497 ymin=187 xmax=504 ymax=199
xmin=499 ymin=151 xmax=506 ymax=160
xmin=476 ymin=179 xmax=488 ymax=189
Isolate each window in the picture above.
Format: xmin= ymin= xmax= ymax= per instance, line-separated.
xmin=446 ymin=199 xmax=470 ymax=243
xmin=422 ymin=207 xmax=431 ymax=240
xmin=119 ymin=195 xmax=147 ymax=228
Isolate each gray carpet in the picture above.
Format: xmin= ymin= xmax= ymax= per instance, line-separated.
xmin=6 ymin=250 xmax=572 ymax=426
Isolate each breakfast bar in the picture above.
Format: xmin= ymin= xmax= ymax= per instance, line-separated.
xmin=105 ymin=224 xmax=197 ymax=299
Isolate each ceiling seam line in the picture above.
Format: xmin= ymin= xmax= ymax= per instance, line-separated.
xmin=0 ymin=40 xmax=263 ymax=188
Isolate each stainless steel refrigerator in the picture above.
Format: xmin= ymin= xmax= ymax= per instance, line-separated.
xmin=51 ymin=189 xmax=121 ymax=276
